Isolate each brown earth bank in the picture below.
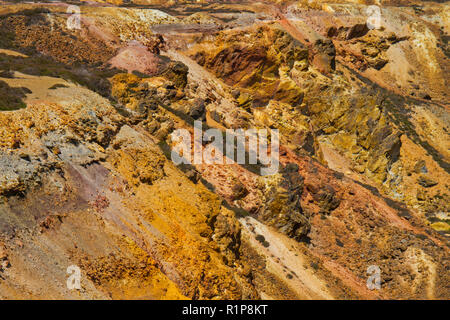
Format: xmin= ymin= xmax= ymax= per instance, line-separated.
xmin=0 ymin=1 xmax=448 ymax=299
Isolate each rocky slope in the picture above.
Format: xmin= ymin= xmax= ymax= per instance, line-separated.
xmin=0 ymin=1 xmax=448 ymax=299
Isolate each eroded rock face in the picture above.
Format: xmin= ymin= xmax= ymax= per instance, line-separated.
xmin=190 ymin=25 xmax=308 ymax=109
xmin=258 ymin=163 xmax=310 ymax=241
xmin=0 ymin=1 xmax=448 ymax=300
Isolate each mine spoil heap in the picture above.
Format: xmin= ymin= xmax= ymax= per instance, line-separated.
xmin=0 ymin=1 xmax=448 ymax=300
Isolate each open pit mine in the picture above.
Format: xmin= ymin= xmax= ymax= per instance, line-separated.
xmin=0 ymin=0 xmax=448 ymax=300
